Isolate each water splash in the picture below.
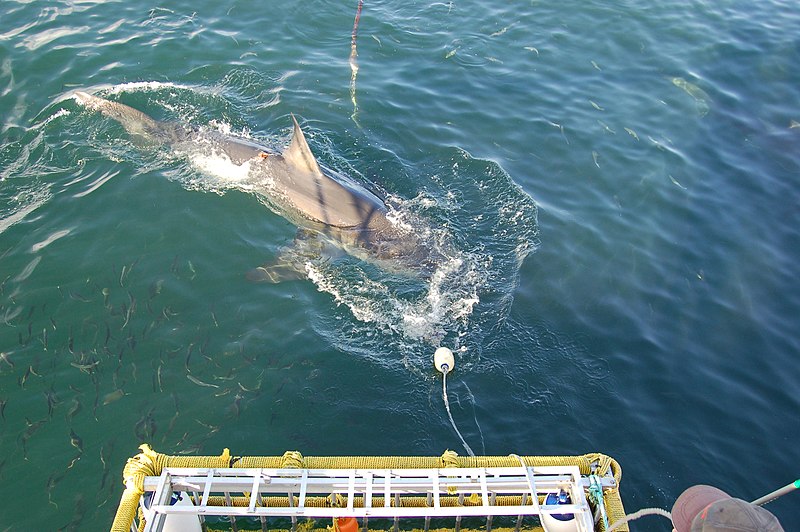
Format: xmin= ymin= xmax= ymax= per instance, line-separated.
xmin=306 ymin=250 xmax=481 ymax=345
xmin=310 ymin=148 xmax=539 ymax=368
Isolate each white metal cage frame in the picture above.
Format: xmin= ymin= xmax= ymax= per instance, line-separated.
xmin=138 ymin=465 xmax=616 ymax=532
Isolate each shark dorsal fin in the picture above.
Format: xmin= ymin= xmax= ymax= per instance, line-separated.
xmin=284 ymin=114 xmax=323 ymax=176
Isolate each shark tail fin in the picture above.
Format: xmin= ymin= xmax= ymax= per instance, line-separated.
xmin=283 ymin=114 xmax=323 ymax=176
xmin=74 ymin=91 xmax=162 ymax=139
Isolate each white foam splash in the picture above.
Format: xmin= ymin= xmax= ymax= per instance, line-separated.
xmin=105 ymin=81 xmax=192 ymax=95
xmin=186 ymin=150 xmax=253 ymax=187
xmin=32 ymin=108 xmax=71 ymax=130
xmin=306 ymin=251 xmax=481 ymax=344
xmin=208 ymin=120 xmax=247 ymax=137
xmin=165 ymin=124 xmax=266 ymax=194
xmin=384 ymin=196 xmax=417 ymax=233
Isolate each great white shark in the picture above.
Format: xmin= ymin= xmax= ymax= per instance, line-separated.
xmin=74 ymin=91 xmax=444 ymax=281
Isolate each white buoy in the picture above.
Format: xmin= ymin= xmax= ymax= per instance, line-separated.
xmin=434 ymin=347 xmax=455 ymax=374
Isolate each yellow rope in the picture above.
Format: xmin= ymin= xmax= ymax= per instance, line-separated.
xmin=440 ymin=449 xmax=460 ymax=468
xmin=281 ymin=450 xmax=305 ymax=469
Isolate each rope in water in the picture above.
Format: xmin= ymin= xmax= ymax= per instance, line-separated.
xmin=442 ymin=370 xmax=475 ymax=457
xmin=349 ymin=0 xmax=364 ymax=122
xmin=607 ymin=507 xmax=672 ymax=531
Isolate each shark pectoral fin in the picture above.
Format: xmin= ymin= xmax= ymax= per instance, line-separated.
xmin=246 ymin=231 xmax=326 ymax=283
xmin=246 ymin=249 xmax=309 ymax=283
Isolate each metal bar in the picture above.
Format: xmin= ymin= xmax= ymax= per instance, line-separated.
xmin=143 ymin=475 xmax=584 ymax=495
xmin=347 ymin=470 xmax=356 ymax=512
xmin=520 ymin=466 xmax=541 ymax=514
xmin=200 ymin=470 xmax=213 ymax=507
xmin=514 ymin=492 xmax=527 ymax=532
xmin=432 ymin=471 xmax=440 ymax=509
xmin=249 ymin=475 xmax=259 ymax=512
xmin=424 ymin=491 xmax=432 ymax=532
xmin=364 ymin=472 xmax=373 ymax=508
xmin=752 ymin=480 xmax=800 ymax=506
xmin=298 ymin=469 xmax=308 ymax=508
xmin=225 ymin=491 xmax=238 ymax=532
xmin=145 ymin=466 xmax=583 ymax=477
xmin=144 ymin=471 xmax=173 ymax=532
xmin=257 ymin=491 xmax=267 ymax=532
xmin=191 ymin=490 xmax=208 ymax=532
xmin=393 ymin=494 xmax=400 ymax=532
xmin=145 ymin=504 xmax=570 ymax=519
xmin=487 ymin=491 xmax=496 ymax=532
xmin=363 ymin=471 xmax=372 ymax=532
xmin=144 ymin=467 xmax=580 ymax=484
xmin=580 ymin=474 xmax=617 ymax=489
xmin=455 ymin=493 xmax=464 ymax=532
xmin=288 ymin=484 xmax=297 ymax=530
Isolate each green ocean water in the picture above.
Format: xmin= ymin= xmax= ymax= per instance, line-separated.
xmin=1 ymin=1 xmax=799 ymax=530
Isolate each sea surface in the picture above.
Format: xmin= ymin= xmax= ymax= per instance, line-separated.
xmin=1 ymin=1 xmax=799 ymax=530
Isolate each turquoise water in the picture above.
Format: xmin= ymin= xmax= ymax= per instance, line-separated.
xmin=2 ymin=1 xmax=799 ymax=530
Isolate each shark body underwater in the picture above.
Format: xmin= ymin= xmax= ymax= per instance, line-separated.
xmin=75 ymin=91 xmax=444 ymax=282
